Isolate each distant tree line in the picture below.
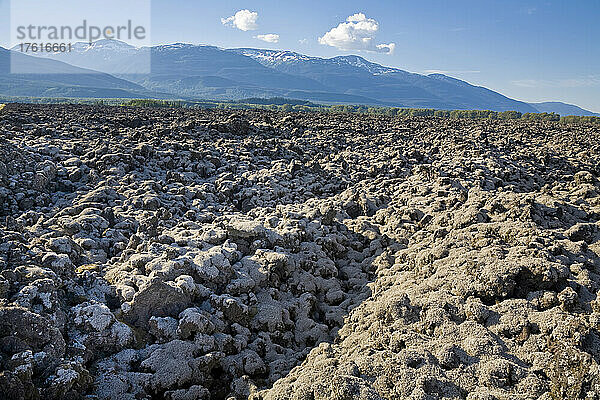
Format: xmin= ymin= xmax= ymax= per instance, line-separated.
xmin=560 ymin=115 xmax=600 ymax=125
xmin=325 ymin=105 xmax=566 ymax=121
xmin=2 ymin=96 xmax=598 ymax=125
xmin=117 ymin=100 xmax=600 ymax=125
xmin=123 ymin=99 xmax=189 ymax=108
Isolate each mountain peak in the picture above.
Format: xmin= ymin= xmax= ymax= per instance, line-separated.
xmin=231 ymin=48 xmax=315 ymax=67
xmin=2 ymin=41 xmax=596 ymax=116
xmin=153 ymin=43 xmax=220 ymax=52
xmin=230 ymin=48 xmax=402 ymax=76
xmin=331 ymin=54 xmax=368 ymax=63
xmin=329 ymin=55 xmax=400 ymax=75
xmin=89 ymin=39 xmax=135 ymax=47
xmin=74 ymin=39 xmax=139 ymax=54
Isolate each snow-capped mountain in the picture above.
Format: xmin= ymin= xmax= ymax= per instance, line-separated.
xmin=3 ymin=39 xmax=596 ymax=115
xmin=230 ymin=49 xmax=401 ymax=75
xmin=329 ymin=55 xmax=401 ymax=75
xmin=6 ymin=40 xmax=537 ymax=110
xmin=0 ymin=45 xmax=151 ymax=98
xmin=226 ymin=47 xmax=537 ymax=111
xmin=11 ymin=39 xmax=149 ymax=74
xmin=71 ymin=39 xmax=140 ymax=54
xmin=151 ymin=43 xmax=206 ymax=52
xmin=230 ymin=49 xmax=319 ymax=67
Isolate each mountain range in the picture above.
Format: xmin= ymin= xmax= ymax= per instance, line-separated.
xmin=2 ymin=39 xmax=598 ymax=116
xmin=0 ymin=46 xmax=153 ymax=98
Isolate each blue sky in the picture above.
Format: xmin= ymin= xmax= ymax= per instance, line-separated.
xmin=1 ymin=0 xmax=598 ymax=111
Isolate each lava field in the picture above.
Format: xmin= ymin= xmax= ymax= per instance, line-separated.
xmin=1 ymin=104 xmax=599 ymax=399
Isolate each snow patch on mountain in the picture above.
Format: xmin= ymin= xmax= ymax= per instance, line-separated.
xmin=57 ymin=39 xmax=139 ymax=56
xmin=234 ymin=49 xmax=316 ymax=67
xmin=232 ymin=48 xmax=403 ymax=76
xmin=329 ymin=55 xmax=401 ymax=75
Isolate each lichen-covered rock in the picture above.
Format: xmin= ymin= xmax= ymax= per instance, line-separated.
xmin=1 ymin=104 xmax=599 ymax=399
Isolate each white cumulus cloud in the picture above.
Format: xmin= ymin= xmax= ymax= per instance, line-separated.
xmin=255 ymin=34 xmax=280 ymax=43
xmin=221 ymin=9 xmax=258 ymax=31
xmin=319 ymin=13 xmax=395 ymax=54
xmin=376 ymin=43 xmax=396 ymax=53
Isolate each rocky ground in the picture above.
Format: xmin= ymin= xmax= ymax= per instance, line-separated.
xmin=0 ymin=103 xmax=599 ymax=399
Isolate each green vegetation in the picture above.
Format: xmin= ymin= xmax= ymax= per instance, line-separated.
xmin=322 ymin=105 xmax=564 ymax=121
xmin=121 ymin=98 xmax=319 ymax=111
xmin=560 ymin=115 xmax=600 ymax=125
xmin=122 ymin=99 xmax=190 ymax=108
xmin=521 ymin=112 xmax=560 ymax=121
xmin=497 ymin=111 xmax=523 ymax=120
xmin=1 ymin=96 xmax=598 ymax=125
xmin=0 ymin=96 xmax=129 ymax=105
